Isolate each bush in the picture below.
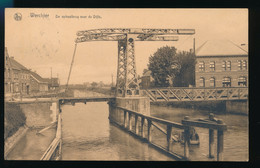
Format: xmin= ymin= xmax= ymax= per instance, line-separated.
xmin=4 ymin=103 xmax=26 ymax=139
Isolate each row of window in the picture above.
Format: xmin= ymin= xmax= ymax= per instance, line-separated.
xmin=5 ymin=70 xmax=30 ymax=80
xmin=199 ymin=76 xmax=247 ymax=87
xmin=198 ymin=60 xmax=247 ymax=72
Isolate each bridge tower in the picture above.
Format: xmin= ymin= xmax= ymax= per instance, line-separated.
xmin=75 ymin=28 xmax=195 ymax=97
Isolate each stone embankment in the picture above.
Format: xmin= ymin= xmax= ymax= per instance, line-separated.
xmin=4 ymin=126 xmax=28 ymax=159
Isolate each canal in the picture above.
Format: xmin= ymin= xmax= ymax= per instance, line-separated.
xmin=6 ymin=91 xmax=248 ymax=161
xmin=61 ymin=101 xmax=248 ymax=161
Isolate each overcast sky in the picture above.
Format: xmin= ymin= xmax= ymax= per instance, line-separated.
xmin=5 ymin=8 xmax=248 ymax=84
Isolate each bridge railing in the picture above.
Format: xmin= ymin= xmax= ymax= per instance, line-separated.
xmin=140 ymin=87 xmax=248 ymax=102
xmin=40 ymin=113 xmax=62 ymax=160
xmin=113 ymin=106 xmax=227 ymax=161
xmin=114 ymin=106 xmax=186 ymax=160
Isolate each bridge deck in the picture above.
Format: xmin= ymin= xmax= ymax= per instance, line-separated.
xmin=59 ymin=96 xmax=116 ymax=105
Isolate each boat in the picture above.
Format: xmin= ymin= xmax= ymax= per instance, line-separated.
xmin=179 ymin=127 xmax=200 ymax=145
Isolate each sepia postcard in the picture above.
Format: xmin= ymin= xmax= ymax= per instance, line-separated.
xmin=4 ymin=8 xmax=248 ymax=161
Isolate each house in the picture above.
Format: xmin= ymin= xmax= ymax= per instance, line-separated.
xmin=44 ymin=78 xmax=60 ymax=90
xmin=4 ymin=47 xmax=31 ymax=95
xmin=195 ymin=40 xmax=248 ymax=88
xmin=29 ymin=71 xmax=49 ymax=92
xmin=140 ymin=70 xmax=154 ymax=89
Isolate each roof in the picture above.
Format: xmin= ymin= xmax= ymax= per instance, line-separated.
xmin=8 ymin=57 xmax=29 ymax=71
xmin=30 ymin=71 xmax=48 ymax=84
xmin=195 ymin=40 xmax=248 ymax=57
xmin=43 ymin=78 xmax=60 ymax=87
xmin=5 ymin=48 xmax=29 ymax=71
xmin=143 ymin=70 xmax=152 ymax=77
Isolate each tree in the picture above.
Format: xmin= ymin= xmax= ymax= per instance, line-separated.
xmin=148 ymin=46 xmax=181 ymax=87
xmin=173 ymin=51 xmax=196 ymax=87
xmin=148 ymin=46 xmax=196 ymax=87
xmin=91 ymin=82 xmax=98 ymax=88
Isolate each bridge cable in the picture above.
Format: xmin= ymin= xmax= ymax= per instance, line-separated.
xmin=65 ymin=43 xmax=78 ymax=94
xmin=175 ymin=34 xmax=193 ymax=50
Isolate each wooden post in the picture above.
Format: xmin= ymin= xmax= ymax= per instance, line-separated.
xmin=217 ymin=129 xmax=224 ymax=161
xmin=58 ymin=139 xmax=62 ymax=160
xmin=128 ymin=112 xmax=132 ymax=131
xmin=147 ymin=120 xmax=152 ymax=142
xmin=135 ymin=115 xmax=139 ymax=135
xmin=209 ymin=128 xmax=214 ymax=158
xmin=124 ymin=111 xmax=127 ymax=128
xmin=184 ymin=126 xmax=190 ymax=159
xmin=141 ymin=117 xmax=145 ymax=138
xmin=166 ymin=125 xmax=173 ymax=151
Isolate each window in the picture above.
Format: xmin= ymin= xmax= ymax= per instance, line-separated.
xmin=15 ymin=83 xmax=19 ymax=92
xmin=226 ymin=61 xmax=231 ymax=71
xmin=238 ymin=60 xmax=242 ymax=70
xmin=210 ymin=77 xmax=215 ymax=87
xmin=8 ymin=69 xmax=10 ymax=78
xmin=199 ymin=77 xmax=205 ymax=87
xmin=238 ymin=76 xmax=247 ymax=87
xmin=199 ymin=62 xmax=205 ymax=71
xmin=222 ymin=61 xmax=226 ymax=71
xmin=209 ymin=61 xmax=215 ymax=71
xmin=14 ymin=73 xmax=18 ymax=79
xmin=222 ymin=77 xmax=231 ymax=87
xmin=242 ymin=60 xmax=247 ymax=70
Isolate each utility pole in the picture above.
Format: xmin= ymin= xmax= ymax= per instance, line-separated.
xmin=111 ymin=74 xmax=114 ymax=87
xmin=51 ymin=67 xmax=52 ymax=90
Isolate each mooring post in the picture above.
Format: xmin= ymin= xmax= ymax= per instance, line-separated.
xmin=166 ymin=125 xmax=173 ymax=151
xmin=217 ymin=119 xmax=224 ymax=161
xmin=209 ymin=113 xmax=215 ymax=158
xmin=209 ymin=128 xmax=214 ymax=158
xmin=124 ymin=110 xmax=127 ymax=128
xmin=135 ymin=115 xmax=139 ymax=134
xmin=59 ymin=139 xmax=62 ymax=160
xmin=147 ymin=120 xmax=152 ymax=142
xmin=184 ymin=116 xmax=190 ymax=159
xmin=128 ymin=112 xmax=132 ymax=131
xmin=141 ymin=117 xmax=145 ymax=138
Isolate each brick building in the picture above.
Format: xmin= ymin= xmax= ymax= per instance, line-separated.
xmin=44 ymin=78 xmax=60 ymax=90
xmin=5 ymin=47 xmax=49 ymax=95
xmin=195 ymin=40 xmax=248 ymax=88
xmin=30 ymin=71 xmax=49 ymax=92
xmin=4 ymin=48 xmax=31 ymax=95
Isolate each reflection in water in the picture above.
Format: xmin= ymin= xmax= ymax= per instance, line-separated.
xmin=7 ymin=96 xmax=248 ymax=161
xmin=61 ymin=102 xmax=174 ymax=160
xmin=62 ymin=102 xmax=248 ymax=161
xmin=151 ymin=105 xmax=248 ymax=161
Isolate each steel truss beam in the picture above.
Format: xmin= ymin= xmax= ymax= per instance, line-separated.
xmin=74 ymin=28 xmax=195 ymax=97
xmin=142 ymin=87 xmax=248 ymax=102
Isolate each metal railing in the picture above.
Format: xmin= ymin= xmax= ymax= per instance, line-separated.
xmin=112 ymin=106 xmax=227 ymax=161
xmin=40 ymin=113 xmax=62 ymax=160
xmin=141 ymin=87 xmax=248 ymax=102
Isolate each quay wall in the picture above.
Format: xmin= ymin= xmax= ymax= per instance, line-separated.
xmin=226 ymin=100 xmax=248 ymax=115
xmin=151 ymin=100 xmax=248 ymax=115
xmin=19 ymin=102 xmax=58 ymax=128
xmin=108 ymin=97 xmax=150 ymax=124
xmin=4 ymin=101 xmax=58 ymax=158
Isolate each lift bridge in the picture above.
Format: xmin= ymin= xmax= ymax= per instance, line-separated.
xmin=74 ymin=28 xmax=248 ymax=101
xmin=37 ymin=28 xmax=246 ymax=161
xmin=75 ymin=28 xmax=195 ymax=97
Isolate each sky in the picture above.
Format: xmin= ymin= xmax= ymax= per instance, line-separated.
xmin=5 ymin=8 xmax=248 ymax=84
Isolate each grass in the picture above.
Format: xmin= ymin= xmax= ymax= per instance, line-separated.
xmin=4 ymin=103 xmax=26 ymax=140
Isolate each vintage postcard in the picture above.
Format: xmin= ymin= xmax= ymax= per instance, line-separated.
xmin=4 ymin=8 xmax=248 ymax=161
